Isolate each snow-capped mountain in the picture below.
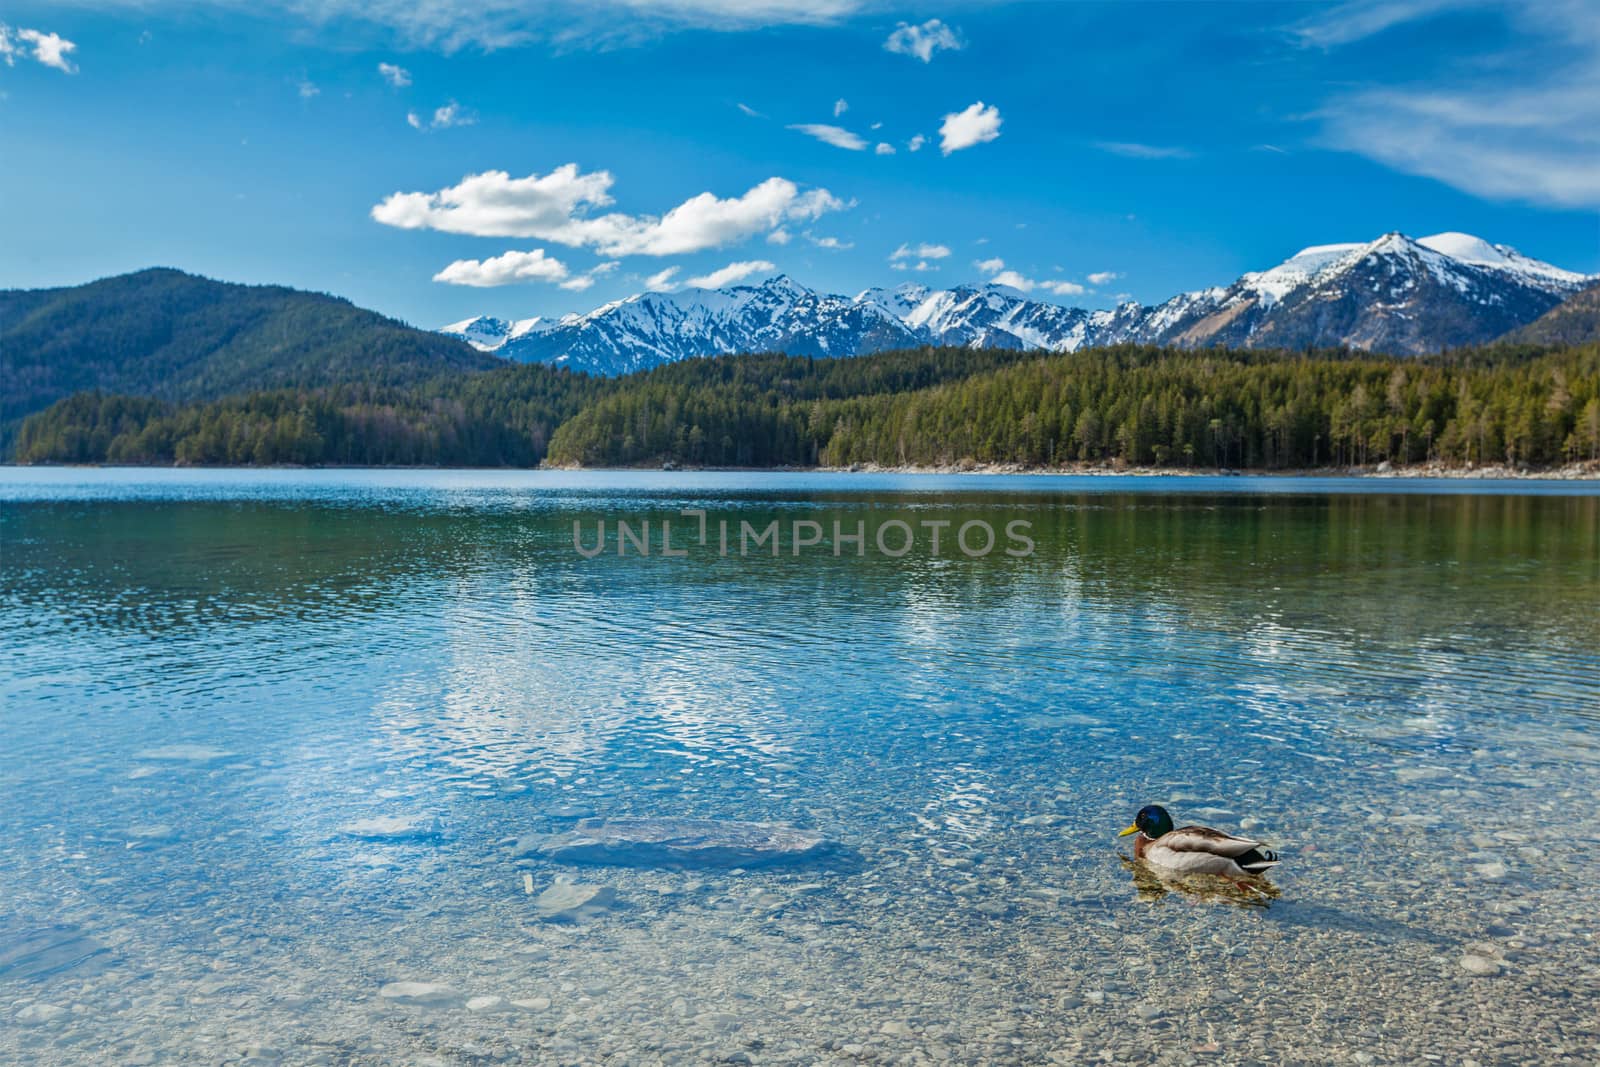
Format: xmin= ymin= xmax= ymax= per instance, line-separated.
xmin=440 ymin=232 xmax=1593 ymax=375
xmin=444 ymin=278 xmax=921 ymax=375
xmin=1131 ymin=232 xmax=1591 ymax=354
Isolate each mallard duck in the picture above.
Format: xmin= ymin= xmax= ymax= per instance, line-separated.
xmin=1118 ymin=804 xmax=1280 ymax=884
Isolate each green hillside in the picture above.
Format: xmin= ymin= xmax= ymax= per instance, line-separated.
xmin=0 ymin=268 xmax=502 ymax=428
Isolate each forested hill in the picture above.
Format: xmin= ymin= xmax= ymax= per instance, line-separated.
xmin=0 ymin=268 xmax=501 ymax=428
xmin=12 ymin=342 xmax=1600 ymax=471
xmin=1499 ymin=283 xmax=1600 ymax=347
xmin=545 ymin=344 xmax=1600 ymax=470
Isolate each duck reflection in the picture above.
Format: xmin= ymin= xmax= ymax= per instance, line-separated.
xmin=1119 ymin=854 xmax=1280 ymax=908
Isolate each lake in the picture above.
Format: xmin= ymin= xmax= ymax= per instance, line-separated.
xmin=2 ymin=468 xmax=1598 ymax=1065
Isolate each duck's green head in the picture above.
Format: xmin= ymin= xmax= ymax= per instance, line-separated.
xmin=1118 ymin=804 xmax=1174 ymax=840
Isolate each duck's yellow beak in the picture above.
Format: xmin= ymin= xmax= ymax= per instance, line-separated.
xmin=1118 ymin=824 xmax=1139 ymax=837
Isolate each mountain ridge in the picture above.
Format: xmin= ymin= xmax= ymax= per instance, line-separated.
xmin=1498 ymin=282 xmax=1600 ymax=347
xmin=443 ymin=231 xmax=1594 ymax=374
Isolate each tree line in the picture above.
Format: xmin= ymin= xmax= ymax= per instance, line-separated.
xmin=12 ymin=342 xmax=1600 ymax=471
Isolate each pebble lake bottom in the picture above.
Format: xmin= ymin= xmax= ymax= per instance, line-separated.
xmin=1 ymin=468 xmax=1597 ymax=1066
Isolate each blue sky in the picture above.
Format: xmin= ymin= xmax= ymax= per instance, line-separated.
xmin=2 ymin=1 xmax=1596 ymax=328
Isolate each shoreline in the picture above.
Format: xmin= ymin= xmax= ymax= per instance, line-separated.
xmin=809 ymin=460 xmax=1600 ymax=480
xmin=5 ymin=460 xmax=1599 ymax=480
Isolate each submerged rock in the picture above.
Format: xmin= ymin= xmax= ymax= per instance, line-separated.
xmin=533 ymin=817 xmax=842 ymax=869
xmin=15 ymin=1003 xmax=67 ymax=1025
xmin=0 ymin=922 xmax=113 ymax=981
xmin=542 ymin=802 xmax=598 ymax=820
xmin=338 ymin=815 xmax=439 ymax=841
xmin=533 ymin=879 xmax=618 ymax=921
xmin=379 ymin=981 xmax=463 ymax=1007
xmin=132 ymin=745 xmax=235 ymax=762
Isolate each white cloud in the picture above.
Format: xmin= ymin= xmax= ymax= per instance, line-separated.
xmin=378 ymin=62 xmax=412 ymax=87
xmin=373 ymin=164 xmax=617 ymax=236
xmin=736 ymin=102 xmax=764 ymax=118
xmin=559 ymin=260 xmax=619 ymax=291
xmin=890 ymin=243 xmax=951 ymax=262
xmin=874 ymin=142 xmax=895 ymax=155
xmin=1094 ymin=141 xmax=1192 ymax=159
xmin=939 ymin=102 xmax=1002 ymax=155
xmin=884 ymin=18 xmax=963 ymax=63
xmin=1302 ymin=0 xmax=1600 ymax=208
xmin=907 ymin=133 xmax=926 ymax=152
xmin=981 ymin=262 xmax=1086 ymax=298
xmin=433 ymin=248 xmax=571 ymax=287
xmin=1293 ymin=0 xmax=1474 ymax=47
xmin=1087 ymin=271 xmax=1120 ymax=285
xmin=406 ymin=101 xmax=476 ymax=129
xmin=25 ymin=30 xmax=77 ymax=73
xmin=685 ymin=259 xmax=776 ymax=289
xmin=788 ymin=123 xmax=867 ymax=150
xmin=644 ymin=266 xmax=681 ymax=290
xmin=373 ymin=164 xmax=845 ymax=257
xmin=298 ymin=79 xmax=320 ymax=100
xmin=0 ymin=25 xmax=79 ymax=73
xmin=433 ymin=249 xmax=619 ymax=289
xmin=431 ymin=100 xmax=476 ymax=127
xmin=833 ymin=98 xmax=848 ymax=117
xmin=766 ymin=228 xmax=792 ymax=245
xmin=809 ymin=234 xmax=853 ymax=250
xmin=69 ymin=1 xmax=867 ymax=54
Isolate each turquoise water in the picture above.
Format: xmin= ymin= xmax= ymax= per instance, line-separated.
xmin=2 ymin=469 xmax=1598 ymax=1065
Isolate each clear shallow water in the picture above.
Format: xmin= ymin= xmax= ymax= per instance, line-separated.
xmin=2 ymin=468 xmax=1598 ymax=1065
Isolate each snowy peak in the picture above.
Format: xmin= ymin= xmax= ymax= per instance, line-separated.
xmin=441 ymin=314 xmax=546 ymax=351
xmin=442 ymin=315 xmax=512 ymax=351
xmin=1419 ymin=231 xmax=1506 ymax=264
xmin=1248 ymin=243 xmax=1364 ymax=293
xmin=1418 ymin=232 xmax=1589 ymax=287
xmin=1238 ymin=231 xmax=1586 ymax=308
xmin=855 ymin=282 xmax=932 ymax=320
